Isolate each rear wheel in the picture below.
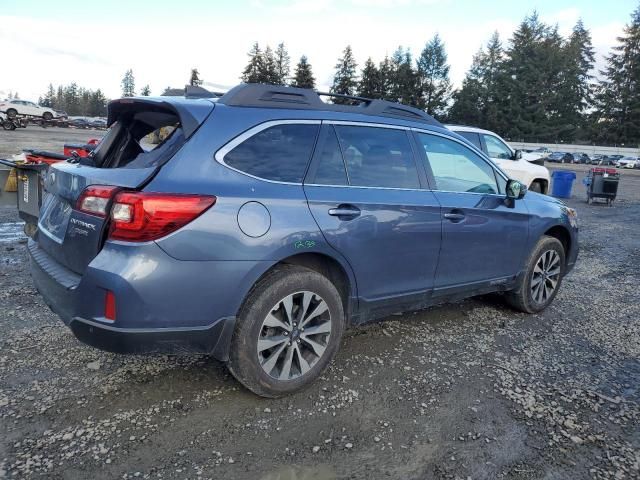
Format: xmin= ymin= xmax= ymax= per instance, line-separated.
xmin=505 ymin=236 xmax=565 ymax=313
xmin=227 ymin=265 xmax=345 ymax=397
xmin=42 ymin=112 xmax=53 ymax=121
xmin=6 ymin=108 xmax=17 ymax=118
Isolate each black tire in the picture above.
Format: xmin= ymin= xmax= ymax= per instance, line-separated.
xmin=505 ymin=236 xmax=565 ymax=314
xmin=227 ymin=265 xmax=345 ymax=398
xmin=6 ymin=108 xmax=17 ymax=118
xmin=529 ymin=181 xmax=543 ymax=193
xmin=42 ymin=112 xmax=53 ymax=121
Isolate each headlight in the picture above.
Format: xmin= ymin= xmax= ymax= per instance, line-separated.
xmin=565 ymin=208 xmax=578 ymax=228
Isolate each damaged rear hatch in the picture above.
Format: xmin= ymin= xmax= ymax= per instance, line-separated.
xmin=36 ymin=96 xmax=214 ymax=274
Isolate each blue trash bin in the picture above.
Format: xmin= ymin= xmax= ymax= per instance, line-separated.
xmin=551 ymin=171 xmax=577 ymax=198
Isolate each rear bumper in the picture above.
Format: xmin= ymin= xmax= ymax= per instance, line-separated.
xmin=68 ymin=316 xmax=235 ymax=357
xmin=27 ymin=239 xmax=251 ymax=361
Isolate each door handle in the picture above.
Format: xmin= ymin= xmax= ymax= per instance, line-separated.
xmin=328 ymin=205 xmax=361 ymax=219
xmin=443 ymin=212 xmax=465 ymax=222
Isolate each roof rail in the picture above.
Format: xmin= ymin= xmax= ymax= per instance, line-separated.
xmin=316 ymin=91 xmax=373 ymax=104
xmin=217 ymin=83 xmax=441 ymax=126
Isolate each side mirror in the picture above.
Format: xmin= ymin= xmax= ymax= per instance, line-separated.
xmin=512 ymin=149 xmax=523 ymax=160
xmin=506 ymin=179 xmax=527 ymax=200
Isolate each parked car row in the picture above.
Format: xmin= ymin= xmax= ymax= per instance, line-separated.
xmin=544 ymin=151 xmax=639 ymax=168
xmin=68 ymin=117 xmax=108 ymax=129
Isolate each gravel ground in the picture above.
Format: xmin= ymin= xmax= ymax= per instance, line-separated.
xmin=0 ymin=130 xmax=638 ymax=479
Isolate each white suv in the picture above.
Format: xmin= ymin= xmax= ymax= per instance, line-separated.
xmin=447 ymin=125 xmax=551 ymax=194
xmin=0 ymin=99 xmax=57 ymax=120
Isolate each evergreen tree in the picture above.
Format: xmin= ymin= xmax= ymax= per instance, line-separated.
xmin=417 ymin=34 xmax=452 ymax=116
xmin=592 ymin=5 xmax=640 ymax=145
xmin=56 ymin=86 xmax=64 ymax=111
xmin=189 ymin=68 xmax=202 ymax=86
xmin=566 ymin=20 xmax=595 ymax=125
xmin=79 ymin=88 xmax=94 ymax=117
xmin=274 ymin=43 xmax=291 ymax=85
xmin=241 ymin=43 xmax=265 ymax=83
xmin=358 ymin=57 xmax=381 ymax=98
xmin=121 ymin=69 xmax=135 ymax=97
xmin=42 ymin=84 xmax=56 ymax=108
xmin=378 ymin=55 xmax=393 ymax=100
xmin=65 ymin=83 xmax=80 ymax=114
xmin=449 ymin=31 xmax=504 ymax=130
xmin=497 ymin=12 xmax=563 ymax=141
xmin=260 ymin=46 xmax=280 ymax=84
xmin=448 ymin=48 xmax=486 ymax=126
xmin=89 ymin=89 xmax=107 ymax=116
xmin=389 ymin=47 xmax=418 ymax=106
xmin=141 ymin=85 xmax=151 ymax=96
xmin=330 ymin=45 xmax=358 ymax=104
xmin=290 ymin=55 xmax=316 ymax=89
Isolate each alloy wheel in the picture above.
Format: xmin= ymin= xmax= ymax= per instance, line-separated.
xmin=257 ymin=291 xmax=332 ymax=381
xmin=531 ymin=250 xmax=561 ymax=305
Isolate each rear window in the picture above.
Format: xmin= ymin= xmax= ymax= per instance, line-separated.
xmin=334 ymin=125 xmax=419 ymax=189
xmin=91 ymin=109 xmax=185 ymax=168
xmin=224 ymin=124 xmax=319 ymax=183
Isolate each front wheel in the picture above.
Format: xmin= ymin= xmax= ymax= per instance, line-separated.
xmin=505 ymin=236 xmax=565 ymax=313
xmin=227 ymin=265 xmax=345 ymax=397
xmin=42 ymin=112 xmax=53 ymax=121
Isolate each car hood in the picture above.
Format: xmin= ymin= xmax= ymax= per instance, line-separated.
xmin=522 ymin=151 xmax=543 ymax=161
xmin=526 ymin=190 xmax=566 ymax=206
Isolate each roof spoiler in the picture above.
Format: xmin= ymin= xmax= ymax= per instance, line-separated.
xmin=106 ymin=97 xmax=214 ymax=138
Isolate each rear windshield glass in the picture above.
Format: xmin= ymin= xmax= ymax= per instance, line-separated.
xmin=91 ymin=110 xmax=185 ymax=169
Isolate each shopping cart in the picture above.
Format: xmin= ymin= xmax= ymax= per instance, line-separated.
xmin=583 ymin=167 xmax=620 ymax=206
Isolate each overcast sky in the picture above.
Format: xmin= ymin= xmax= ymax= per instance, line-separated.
xmin=0 ymin=0 xmax=635 ymax=102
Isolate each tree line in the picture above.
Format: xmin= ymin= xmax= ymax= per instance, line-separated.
xmin=32 ymin=4 xmax=640 ymax=145
xmin=39 ymin=84 xmax=108 ymax=117
xmin=239 ymin=5 xmax=640 ymax=146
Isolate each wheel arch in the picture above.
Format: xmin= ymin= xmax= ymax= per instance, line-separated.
xmin=237 ymin=252 xmax=358 ymax=324
xmin=544 ymin=225 xmax=571 ymax=265
xmin=531 ymin=178 xmax=549 ymax=194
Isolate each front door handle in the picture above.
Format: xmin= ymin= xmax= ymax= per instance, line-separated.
xmin=444 ymin=211 xmax=465 ymax=222
xmin=328 ymin=205 xmax=361 ymax=219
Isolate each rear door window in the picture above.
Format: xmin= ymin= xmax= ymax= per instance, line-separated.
xmin=333 ymin=125 xmax=419 ymax=189
xmin=224 ymin=123 xmax=320 ymax=183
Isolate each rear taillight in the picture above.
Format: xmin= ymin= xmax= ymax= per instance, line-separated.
xmin=108 ymin=192 xmax=216 ymax=242
xmin=76 ymin=186 xmax=119 ymax=217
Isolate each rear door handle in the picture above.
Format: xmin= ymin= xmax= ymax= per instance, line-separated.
xmin=444 ymin=212 xmax=465 ymax=222
xmin=328 ymin=205 xmax=361 ymax=219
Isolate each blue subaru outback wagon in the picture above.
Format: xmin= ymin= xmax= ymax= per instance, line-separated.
xmin=28 ymin=84 xmax=578 ymax=397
